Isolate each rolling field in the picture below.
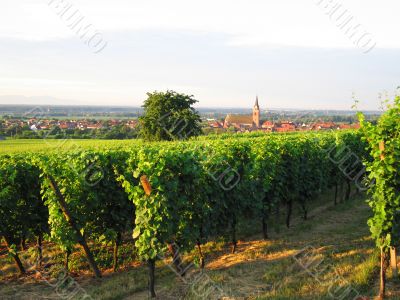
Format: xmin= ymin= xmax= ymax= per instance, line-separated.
xmin=0 ymin=139 xmax=143 ymax=154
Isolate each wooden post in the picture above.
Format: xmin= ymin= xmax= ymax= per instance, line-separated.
xmin=168 ymin=243 xmax=186 ymax=276
xmin=47 ymin=175 xmax=102 ymax=278
xmin=231 ymin=216 xmax=237 ymax=254
xmin=113 ymin=232 xmax=121 ymax=272
xmin=37 ymin=234 xmax=43 ymax=268
xmin=3 ymin=235 xmax=25 ymax=275
xmin=390 ymin=247 xmax=398 ymax=278
xmin=300 ymin=193 xmax=308 ymax=220
xmin=140 ymin=175 xmax=157 ymax=297
xmin=65 ymin=249 xmax=71 ymax=271
xmin=379 ymin=141 xmax=385 ymax=161
xmin=140 ymin=175 xmax=152 ymax=196
xmin=286 ymin=199 xmax=292 ymax=228
xmin=262 ymin=215 xmax=268 ymax=239
xmin=379 ymin=247 xmax=387 ymax=300
xmin=20 ymin=235 xmax=27 ymax=251
xmin=196 ymin=241 xmax=205 ymax=269
xmin=340 ymin=180 xmax=344 ymax=203
xmin=148 ymin=259 xmax=156 ymax=298
xmin=334 ymin=182 xmax=338 ymax=205
xmin=345 ymin=179 xmax=351 ymax=201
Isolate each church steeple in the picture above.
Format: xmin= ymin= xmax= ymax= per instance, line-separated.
xmin=253 ymin=96 xmax=260 ymax=128
xmin=254 ymin=95 xmax=259 ymax=110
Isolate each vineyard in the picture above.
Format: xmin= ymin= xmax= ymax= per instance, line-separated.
xmin=0 ymin=139 xmax=143 ymax=154
xmin=1 ymin=129 xmax=378 ymax=299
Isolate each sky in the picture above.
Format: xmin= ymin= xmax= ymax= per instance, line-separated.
xmin=0 ymin=0 xmax=399 ymax=110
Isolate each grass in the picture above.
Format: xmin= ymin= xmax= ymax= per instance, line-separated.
xmin=198 ymin=195 xmax=379 ymax=300
xmin=1 ymin=190 xmax=390 ymax=299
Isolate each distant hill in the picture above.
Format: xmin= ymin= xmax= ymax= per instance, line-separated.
xmin=0 ymin=95 xmax=382 ymax=118
xmin=0 ymin=95 xmax=72 ymax=105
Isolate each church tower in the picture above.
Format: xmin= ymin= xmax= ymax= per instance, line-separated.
xmin=253 ymin=96 xmax=260 ymax=128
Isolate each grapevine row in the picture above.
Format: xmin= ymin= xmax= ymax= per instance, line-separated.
xmin=0 ymin=130 xmax=367 ymax=296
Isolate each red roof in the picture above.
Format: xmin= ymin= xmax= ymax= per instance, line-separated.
xmin=209 ymin=121 xmax=222 ymax=128
xmin=262 ymin=121 xmax=274 ymax=128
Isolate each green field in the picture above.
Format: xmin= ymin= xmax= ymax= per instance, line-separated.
xmin=0 ymin=139 xmax=143 ymax=154
xmin=0 ymin=131 xmax=339 ymax=154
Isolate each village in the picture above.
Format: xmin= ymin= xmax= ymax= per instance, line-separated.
xmin=207 ymin=118 xmax=360 ymax=132
xmin=0 ymin=117 xmax=137 ymax=132
xmin=0 ymin=99 xmax=361 ymax=139
xmin=0 ymin=117 xmax=139 ymax=139
xmin=206 ymin=97 xmax=360 ymax=133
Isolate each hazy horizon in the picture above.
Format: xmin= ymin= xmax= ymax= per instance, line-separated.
xmin=0 ymin=99 xmax=383 ymax=113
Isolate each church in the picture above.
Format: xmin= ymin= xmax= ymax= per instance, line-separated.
xmin=223 ymin=97 xmax=260 ymax=130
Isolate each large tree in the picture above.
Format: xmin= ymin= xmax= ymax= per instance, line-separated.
xmin=139 ymin=90 xmax=202 ymax=141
